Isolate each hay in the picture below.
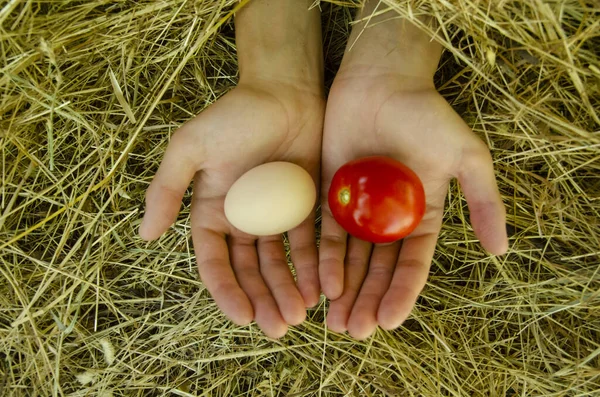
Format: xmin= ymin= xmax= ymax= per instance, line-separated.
xmin=1 ymin=0 xmax=599 ymax=395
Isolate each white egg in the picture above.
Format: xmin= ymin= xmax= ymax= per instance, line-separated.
xmin=224 ymin=162 xmax=316 ymax=236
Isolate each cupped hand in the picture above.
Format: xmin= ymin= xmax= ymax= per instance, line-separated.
xmin=140 ymin=80 xmax=324 ymax=338
xmin=319 ymin=68 xmax=508 ymax=339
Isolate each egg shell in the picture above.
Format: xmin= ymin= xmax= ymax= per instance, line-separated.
xmin=224 ymin=162 xmax=316 ymax=236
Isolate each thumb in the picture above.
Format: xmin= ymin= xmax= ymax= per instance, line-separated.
xmin=457 ymin=143 xmax=508 ymax=255
xmin=139 ymin=124 xmax=203 ymax=241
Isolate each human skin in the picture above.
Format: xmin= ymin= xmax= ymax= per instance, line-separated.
xmin=139 ymin=0 xmax=325 ymax=339
xmin=319 ymin=0 xmax=509 ymax=339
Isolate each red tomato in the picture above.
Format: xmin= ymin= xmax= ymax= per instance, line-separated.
xmin=328 ymin=156 xmax=426 ymax=244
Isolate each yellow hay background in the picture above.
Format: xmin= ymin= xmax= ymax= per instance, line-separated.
xmin=1 ymin=0 xmax=599 ymax=395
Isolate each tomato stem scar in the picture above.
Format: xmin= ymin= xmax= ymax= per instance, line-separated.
xmin=339 ymin=188 xmax=350 ymax=205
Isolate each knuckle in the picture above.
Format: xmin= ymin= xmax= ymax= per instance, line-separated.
xmin=345 ymin=256 xmax=368 ymax=271
xmin=169 ymin=127 xmax=204 ymax=166
xmin=168 ymin=129 xmax=190 ymax=151
xmin=319 ymin=256 xmax=343 ymax=270
xmin=367 ymin=264 xmax=394 ymax=280
xmin=460 ymin=141 xmax=494 ymax=170
xmin=252 ymin=289 xmax=276 ymax=307
xmin=357 ymin=291 xmax=383 ymax=304
xmin=269 ymin=281 xmax=295 ymax=298
xmin=471 ymin=140 xmax=494 ymax=161
xmin=291 ymin=243 xmax=316 ymax=265
xmin=234 ymin=265 xmax=258 ymax=280
xmin=261 ymin=258 xmax=289 ymax=273
xmin=210 ymin=280 xmax=238 ymax=299
xmin=322 ymin=233 xmax=346 ymax=249
xmin=292 ymin=240 xmax=315 ymax=254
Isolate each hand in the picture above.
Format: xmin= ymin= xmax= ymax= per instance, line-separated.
xmin=319 ymin=67 xmax=508 ymax=338
xmin=140 ymin=80 xmax=324 ymax=338
xmin=139 ymin=0 xmax=324 ymax=339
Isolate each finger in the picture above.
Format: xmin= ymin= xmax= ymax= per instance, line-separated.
xmin=347 ymin=241 xmax=401 ymax=340
xmin=140 ymin=129 xmax=201 ymax=241
xmin=229 ymin=235 xmax=288 ymax=339
xmin=288 ymin=214 xmax=320 ymax=308
xmin=458 ymin=145 xmax=508 ymax=255
xmin=326 ymin=237 xmax=371 ymax=333
xmin=192 ymin=228 xmax=253 ymax=326
xmin=377 ymin=233 xmax=437 ymax=330
xmin=319 ymin=211 xmax=348 ymax=299
xmin=258 ymin=235 xmax=306 ymax=326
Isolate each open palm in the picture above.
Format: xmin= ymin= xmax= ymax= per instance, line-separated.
xmin=319 ymin=73 xmax=508 ymax=339
xmin=140 ymin=81 xmax=324 ymax=338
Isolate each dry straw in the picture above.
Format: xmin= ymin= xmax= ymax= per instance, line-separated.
xmin=1 ymin=0 xmax=599 ymax=396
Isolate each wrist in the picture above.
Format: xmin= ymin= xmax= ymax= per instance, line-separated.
xmin=235 ymin=0 xmax=323 ymax=96
xmin=338 ymin=1 xmax=441 ymax=84
xmin=238 ymin=64 xmax=323 ymax=97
